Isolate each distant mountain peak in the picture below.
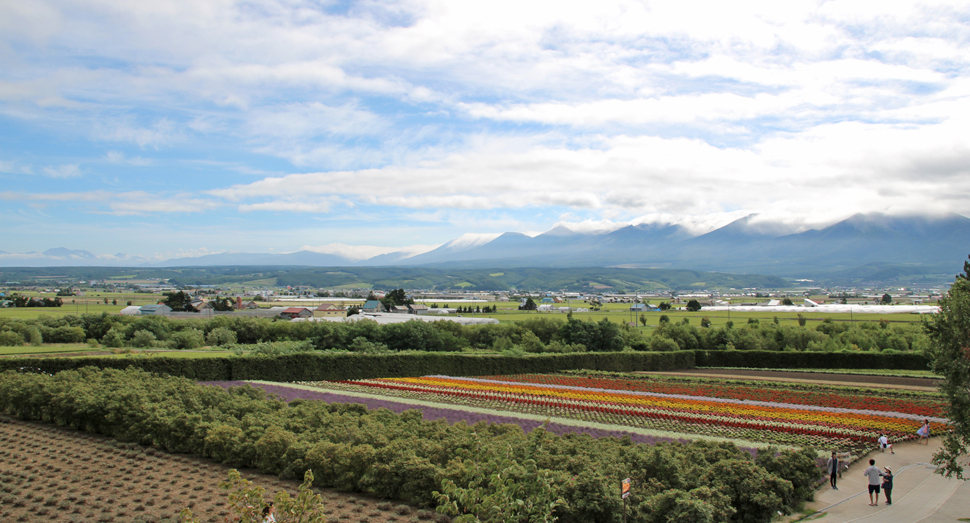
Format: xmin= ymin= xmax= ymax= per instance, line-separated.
xmin=440 ymin=233 xmax=502 ymax=252
xmin=539 ymin=225 xmax=577 ymax=237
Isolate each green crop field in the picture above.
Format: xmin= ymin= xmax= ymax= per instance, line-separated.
xmin=0 ymin=344 xmax=107 ymax=356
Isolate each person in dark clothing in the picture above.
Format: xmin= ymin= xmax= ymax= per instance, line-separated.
xmin=882 ymin=467 xmax=893 ymax=505
xmin=826 ymin=451 xmax=840 ymax=489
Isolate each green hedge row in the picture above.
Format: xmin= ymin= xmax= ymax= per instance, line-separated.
xmin=0 ymin=350 xmax=928 ymax=381
xmin=0 ymin=350 xmax=696 ymax=381
xmin=695 ymin=350 xmax=931 ymax=370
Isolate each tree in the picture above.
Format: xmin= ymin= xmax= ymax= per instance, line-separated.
xmin=211 ymin=297 xmax=235 ymax=312
xmin=639 ymin=314 xmax=647 ymax=327
xmin=881 ymin=293 xmax=893 ymax=305
xmin=162 ymin=291 xmax=193 ymax=312
xmin=658 ymin=301 xmax=672 ymax=311
xmin=686 ymin=299 xmax=702 ymax=312
xmin=381 ymin=289 xmax=413 ymax=310
xmin=924 ymin=255 xmax=970 ymax=479
xmin=700 ymin=316 xmax=712 ymax=328
xmin=782 ymin=298 xmax=794 ymax=306
xmin=519 ymin=298 xmax=537 ymax=311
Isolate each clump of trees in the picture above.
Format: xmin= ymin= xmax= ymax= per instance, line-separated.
xmin=925 ymin=256 xmax=970 ymax=479
xmin=0 ymin=367 xmax=821 ymax=523
xmin=649 ymin=317 xmax=928 ymax=353
xmin=0 ymin=307 xmax=931 ymax=355
xmin=6 ymin=294 xmax=63 ymax=308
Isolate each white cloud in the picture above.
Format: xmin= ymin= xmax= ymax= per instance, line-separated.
xmin=104 ymin=151 xmax=153 ymax=166
xmin=0 ymin=160 xmax=33 ymax=175
xmin=41 ymin=164 xmax=82 ymax=178
xmin=301 ymin=242 xmax=438 ymax=260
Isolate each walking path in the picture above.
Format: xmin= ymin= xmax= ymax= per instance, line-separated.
xmin=792 ymin=439 xmax=970 ymax=522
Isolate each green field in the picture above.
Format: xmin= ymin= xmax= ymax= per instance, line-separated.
xmin=459 ymin=302 xmax=926 ymax=333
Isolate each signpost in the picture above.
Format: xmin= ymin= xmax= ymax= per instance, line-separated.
xmin=621 ymin=478 xmax=631 ymax=523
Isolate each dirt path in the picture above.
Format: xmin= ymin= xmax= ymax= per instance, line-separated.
xmin=0 ymin=416 xmax=434 ymax=523
xmin=647 ymin=369 xmax=942 ymax=392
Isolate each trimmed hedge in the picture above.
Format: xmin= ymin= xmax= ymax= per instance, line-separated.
xmin=0 ymin=349 xmax=930 ymax=381
xmin=0 ymin=356 xmax=233 ymax=380
xmin=695 ymin=350 xmax=931 ymax=371
xmin=0 ymin=350 xmax=695 ymax=381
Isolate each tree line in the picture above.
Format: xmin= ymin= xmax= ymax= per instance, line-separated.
xmin=0 ymin=310 xmax=930 ymax=356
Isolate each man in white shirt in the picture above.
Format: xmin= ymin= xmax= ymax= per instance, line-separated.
xmin=878 ymin=434 xmax=894 ymax=454
xmin=863 ymin=459 xmax=884 ymax=506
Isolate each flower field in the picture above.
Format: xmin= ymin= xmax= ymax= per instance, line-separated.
xmin=297 ymin=373 xmax=947 ymax=454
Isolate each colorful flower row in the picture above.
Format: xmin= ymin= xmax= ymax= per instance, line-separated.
xmin=312 ymin=374 xmax=943 ymax=453
xmin=484 ymin=374 xmax=947 ymax=417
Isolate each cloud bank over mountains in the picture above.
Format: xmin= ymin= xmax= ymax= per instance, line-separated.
xmin=4 ymin=213 xmax=970 ymax=284
xmin=1 ymin=1 xmax=968 ymax=259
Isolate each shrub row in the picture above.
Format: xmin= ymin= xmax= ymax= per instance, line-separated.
xmin=0 ymin=349 xmax=928 ymax=381
xmin=0 ymin=350 xmax=696 ymax=381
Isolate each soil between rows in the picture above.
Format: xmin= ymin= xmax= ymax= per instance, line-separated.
xmin=0 ymin=416 xmax=435 ymax=523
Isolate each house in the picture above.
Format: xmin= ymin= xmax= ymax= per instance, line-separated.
xmin=391 ymin=305 xmax=410 ymax=314
xmin=537 ymin=304 xmax=555 ymax=312
xmin=189 ymin=298 xmax=214 ymax=312
xmin=241 ymin=300 xmax=260 ymax=309
xmin=361 ymin=300 xmax=386 ymax=313
xmin=0 ymin=300 xmax=12 ymax=308
xmin=313 ymin=303 xmax=344 ymax=317
xmin=139 ymin=304 xmax=172 ymax=315
xmin=408 ymin=304 xmax=429 ymax=315
xmin=280 ymin=307 xmax=313 ymax=319
xmin=629 ymin=303 xmax=649 ymax=312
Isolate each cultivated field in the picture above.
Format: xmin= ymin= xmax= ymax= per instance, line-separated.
xmin=0 ymin=416 xmax=441 ymax=523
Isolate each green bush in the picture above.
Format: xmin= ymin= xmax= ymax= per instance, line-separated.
xmin=130 ymin=329 xmax=157 ymax=348
xmin=168 ymin=329 xmax=205 ymax=350
xmin=206 ymin=327 xmax=238 ymax=347
xmin=0 ymin=331 xmax=24 ymax=347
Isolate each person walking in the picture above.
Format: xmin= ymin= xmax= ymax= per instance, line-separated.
xmin=882 ymin=466 xmax=894 ymax=505
xmin=878 ymin=434 xmax=894 ymax=454
xmin=918 ymin=420 xmax=931 ymax=444
xmin=826 ymin=451 xmax=840 ymax=489
xmin=863 ymin=458 xmax=883 ymax=506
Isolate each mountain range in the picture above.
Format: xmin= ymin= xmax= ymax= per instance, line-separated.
xmin=3 ymin=213 xmax=970 ymax=283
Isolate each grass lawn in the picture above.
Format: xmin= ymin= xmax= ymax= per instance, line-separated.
xmin=703 ymin=367 xmax=943 ymax=379
xmin=0 ymin=343 xmax=235 ymax=358
xmin=0 ymin=344 xmax=107 ymax=356
xmin=79 ymin=350 xmax=236 ymax=359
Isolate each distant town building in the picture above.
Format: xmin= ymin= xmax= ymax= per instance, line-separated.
xmin=313 ymin=303 xmax=344 ymax=317
xmin=280 ymin=307 xmax=313 ymax=319
xmin=361 ymin=300 xmax=386 ymax=313
xmin=139 ymin=304 xmax=172 ymax=315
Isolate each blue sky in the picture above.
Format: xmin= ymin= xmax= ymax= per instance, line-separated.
xmin=1 ymin=0 xmax=969 ymax=263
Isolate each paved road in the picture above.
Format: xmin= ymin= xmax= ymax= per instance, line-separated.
xmin=792 ymin=439 xmax=970 ymax=522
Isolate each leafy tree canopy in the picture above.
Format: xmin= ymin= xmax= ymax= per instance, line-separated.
xmin=925 ymin=255 xmax=970 ymax=479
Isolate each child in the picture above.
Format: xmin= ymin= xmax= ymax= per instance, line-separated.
xmin=917 ymin=420 xmax=930 ymax=444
